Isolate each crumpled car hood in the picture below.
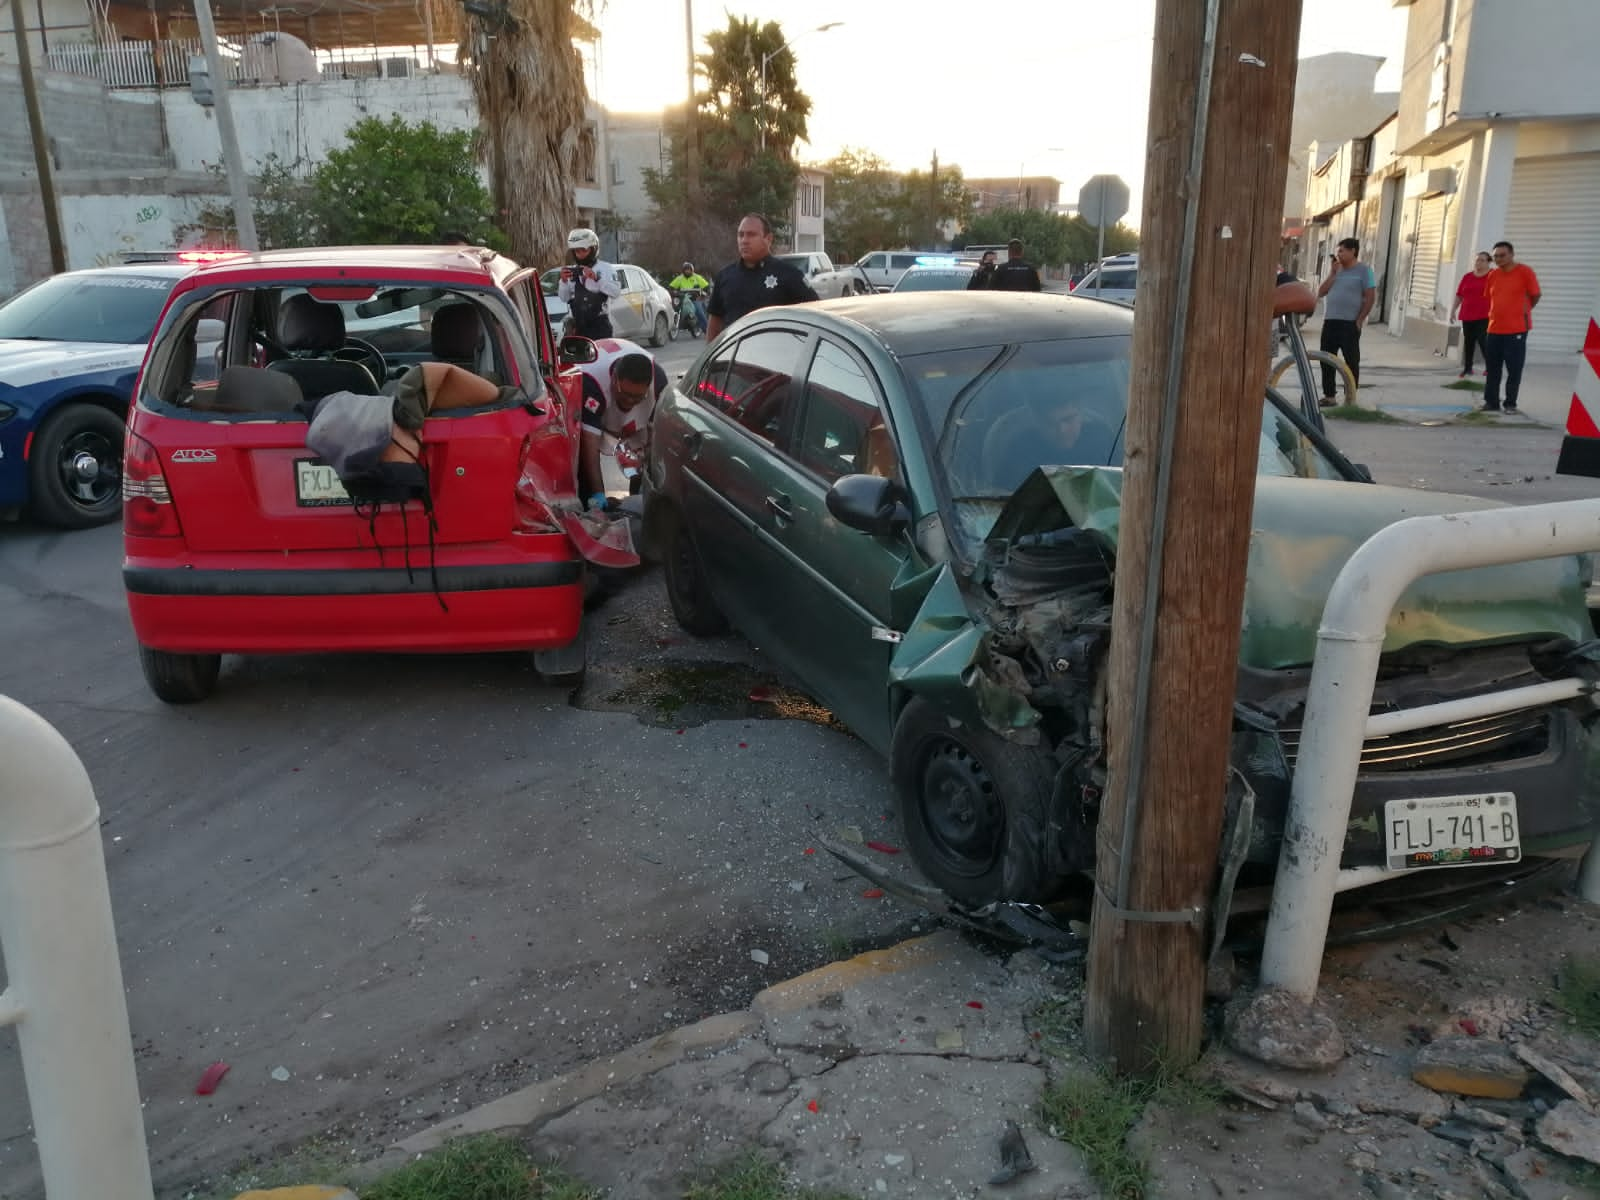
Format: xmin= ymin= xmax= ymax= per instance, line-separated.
xmin=986 ymin=467 xmax=1590 ymax=670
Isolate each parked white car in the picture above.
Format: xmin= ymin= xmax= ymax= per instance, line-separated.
xmin=540 ymin=263 xmax=676 ymax=346
xmin=853 ymin=250 xmax=926 ymax=293
xmin=1071 ymin=253 xmax=1139 ymax=305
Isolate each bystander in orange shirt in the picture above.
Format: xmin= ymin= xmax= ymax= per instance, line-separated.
xmin=1485 ymin=263 xmax=1541 ymax=334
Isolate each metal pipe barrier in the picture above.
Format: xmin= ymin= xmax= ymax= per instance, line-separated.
xmin=1259 ymin=500 xmax=1600 ymax=1001
xmin=0 ymin=696 xmax=154 ymax=1198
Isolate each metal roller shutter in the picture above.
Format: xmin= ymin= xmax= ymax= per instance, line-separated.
xmin=1409 ymin=196 xmax=1445 ymax=314
xmin=1505 ymin=154 xmax=1600 ymax=353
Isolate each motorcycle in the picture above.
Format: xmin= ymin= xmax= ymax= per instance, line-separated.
xmin=668 ymin=288 xmax=705 ymax=341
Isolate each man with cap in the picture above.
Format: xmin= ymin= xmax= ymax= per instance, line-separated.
xmin=705 ymin=214 xmax=819 ymax=339
xmin=558 ymin=226 xmax=622 ymax=341
xmin=667 ymin=261 xmax=711 ymax=335
xmin=990 ymin=239 xmax=1043 ymax=292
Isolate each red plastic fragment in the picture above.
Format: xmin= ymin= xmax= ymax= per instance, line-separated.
xmin=1459 ymin=1018 xmax=1481 ymax=1037
xmin=803 ymin=847 xmax=816 ymax=855
xmin=865 ymin=841 xmax=900 ymax=855
xmin=807 ymin=1099 xmax=820 ymax=1113
xmin=749 ymin=686 xmax=774 ymax=702
xmin=966 ymin=1001 xmax=984 ymax=1010
xmin=738 ymin=742 xmax=748 ymax=748
xmin=195 ymin=1062 xmax=230 ymax=1096
xmin=676 ymin=728 xmax=685 ymax=735
xmin=861 ymin=888 xmax=885 ymax=899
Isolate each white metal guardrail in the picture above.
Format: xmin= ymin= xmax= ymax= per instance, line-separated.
xmin=0 ymin=696 xmax=153 ymax=1199
xmin=1259 ymin=500 xmax=1600 ymax=1001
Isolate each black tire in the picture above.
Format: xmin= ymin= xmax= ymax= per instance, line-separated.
xmin=138 ymin=645 xmax=221 ymax=704
xmin=28 ymin=403 xmax=126 ymax=529
xmin=650 ymin=312 xmax=670 ymax=348
xmin=890 ymin=696 xmax=1062 ymax=906
xmin=660 ymin=504 xmax=727 ymax=636
xmin=666 ymin=309 xmax=681 ymax=342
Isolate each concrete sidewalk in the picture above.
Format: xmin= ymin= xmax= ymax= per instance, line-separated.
xmin=1310 ymin=318 xmax=1580 ymax=428
xmin=363 ymin=931 xmax=1091 ymax=1198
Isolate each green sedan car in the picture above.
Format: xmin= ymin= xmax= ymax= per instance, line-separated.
xmin=644 ymin=292 xmax=1599 ymax=906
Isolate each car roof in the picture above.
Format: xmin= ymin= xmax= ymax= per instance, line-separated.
xmin=43 ymin=263 xmax=194 ymax=283
xmin=181 ymin=245 xmax=522 ymax=287
xmin=758 ymin=292 xmax=1134 ymax=355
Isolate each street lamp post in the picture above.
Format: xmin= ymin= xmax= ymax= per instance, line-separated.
xmin=759 ymin=21 xmax=842 ymax=152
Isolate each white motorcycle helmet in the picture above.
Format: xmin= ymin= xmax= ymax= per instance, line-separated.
xmin=567 ymin=227 xmax=600 ymax=256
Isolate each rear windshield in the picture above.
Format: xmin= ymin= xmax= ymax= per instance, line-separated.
xmin=141 ymin=283 xmax=538 ymax=417
xmin=893 ymin=269 xmax=974 ymax=292
xmin=0 ymin=272 xmax=174 ymax=344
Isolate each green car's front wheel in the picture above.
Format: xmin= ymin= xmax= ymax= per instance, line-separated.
xmin=891 ymin=697 xmax=1063 ymax=906
xmin=660 ymin=504 xmax=728 ymax=636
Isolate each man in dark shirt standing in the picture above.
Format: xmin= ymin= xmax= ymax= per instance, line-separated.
xmin=991 ymin=238 xmax=1042 ymax=292
xmin=705 ymin=214 xmax=820 ymax=339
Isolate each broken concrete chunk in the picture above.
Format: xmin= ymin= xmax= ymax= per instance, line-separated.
xmin=1355 ymin=1075 xmax=1451 ymax=1125
xmin=750 ymin=949 xmax=770 ymax=966
xmin=1535 ymin=1099 xmax=1600 ymax=1167
xmin=1413 ymin=1038 xmax=1531 ymax=1100
xmin=934 ymin=1028 xmax=964 ymax=1052
xmin=1500 ymin=1145 xmax=1588 ymax=1200
xmin=1223 ymin=988 xmax=1346 ymax=1071
xmin=1292 ymin=1100 xmax=1330 ymax=1133
xmin=1512 ymin=1044 xmax=1595 ymax=1110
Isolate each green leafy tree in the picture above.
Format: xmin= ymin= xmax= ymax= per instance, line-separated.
xmin=183 ymin=153 xmax=318 ymax=250
xmin=821 ymin=148 xmax=975 ymax=261
xmin=957 ymin=209 xmax=1138 ymax=268
xmin=643 ymin=17 xmax=813 ymax=240
xmin=312 ymin=116 xmax=504 ymax=247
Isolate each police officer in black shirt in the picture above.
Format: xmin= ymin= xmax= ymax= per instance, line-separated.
xmin=705 ymin=213 xmax=820 ymax=339
xmin=991 ymin=238 xmax=1043 ymax=292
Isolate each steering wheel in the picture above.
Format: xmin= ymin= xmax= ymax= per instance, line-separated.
xmin=333 ymin=337 xmax=388 ymax=385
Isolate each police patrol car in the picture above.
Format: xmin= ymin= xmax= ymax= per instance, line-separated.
xmin=0 ymin=261 xmax=200 ymax=527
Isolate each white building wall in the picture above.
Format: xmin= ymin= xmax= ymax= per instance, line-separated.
xmin=0 ymin=0 xmax=93 ymax=64
xmin=60 ymin=192 xmax=210 ymax=270
xmin=1284 ymin=53 xmax=1399 ymax=222
xmin=1456 ymin=0 xmax=1600 ymax=122
xmin=162 ymin=75 xmax=480 ymax=174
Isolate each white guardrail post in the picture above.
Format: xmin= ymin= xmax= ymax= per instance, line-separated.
xmin=0 ymin=696 xmax=154 ymax=1199
xmin=1259 ymin=500 xmax=1600 ymax=1001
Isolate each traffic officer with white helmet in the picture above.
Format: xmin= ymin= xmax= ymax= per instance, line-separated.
xmin=558 ymin=227 xmax=622 ymax=341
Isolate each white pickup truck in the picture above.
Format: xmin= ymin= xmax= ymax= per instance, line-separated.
xmin=774 ymin=252 xmax=873 ymax=299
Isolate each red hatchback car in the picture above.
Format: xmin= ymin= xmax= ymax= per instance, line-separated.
xmin=123 ymin=246 xmax=614 ymax=703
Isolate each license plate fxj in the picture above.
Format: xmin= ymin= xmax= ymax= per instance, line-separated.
xmin=295 ymin=459 xmax=351 ymax=507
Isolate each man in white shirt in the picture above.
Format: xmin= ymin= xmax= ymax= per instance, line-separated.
xmin=558 ymin=226 xmax=622 ymax=340
xmin=577 ymin=337 xmax=670 ymax=511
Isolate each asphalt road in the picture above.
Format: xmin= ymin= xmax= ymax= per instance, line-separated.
xmin=2 ymin=336 xmax=1599 ymax=1196
xmin=0 ymin=326 xmax=907 ymax=1199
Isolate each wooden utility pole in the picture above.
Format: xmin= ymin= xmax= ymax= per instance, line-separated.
xmin=11 ymin=0 xmax=67 ymax=273
xmin=1084 ymin=0 xmax=1302 ymax=1075
xmin=192 ymin=0 xmax=258 ymax=250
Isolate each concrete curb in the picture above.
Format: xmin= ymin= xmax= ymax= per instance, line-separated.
xmin=366 ymin=935 xmax=960 ymax=1178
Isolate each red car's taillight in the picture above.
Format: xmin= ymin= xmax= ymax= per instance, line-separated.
xmin=122 ymin=431 xmax=182 ymax=537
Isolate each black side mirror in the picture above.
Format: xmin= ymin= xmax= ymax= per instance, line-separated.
xmin=827 ymin=474 xmax=911 ymax=537
xmin=1353 ymin=462 xmax=1374 ymax=483
xmin=559 ymin=334 xmax=598 ymax=365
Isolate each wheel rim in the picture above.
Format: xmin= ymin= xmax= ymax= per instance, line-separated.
xmin=917 ymin=738 xmax=1004 ymax=879
xmin=56 ymin=428 xmax=120 ymax=510
xmin=655 ymin=314 xmax=668 ymax=344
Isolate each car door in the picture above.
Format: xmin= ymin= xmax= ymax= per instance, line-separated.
xmin=611 ymin=268 xmax=646 ymax=340
xmin=774 ymin=336 xmax=912 ymax=749
xmin=676 ymin=326 xmax=811 ymax=651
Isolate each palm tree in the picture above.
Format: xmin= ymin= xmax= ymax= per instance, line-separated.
xmin=462 ymin=0 xmax=597 ymax=266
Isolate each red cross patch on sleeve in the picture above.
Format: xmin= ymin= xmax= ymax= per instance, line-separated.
xmin=584 ymin=397 xmax=600 ymax=413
